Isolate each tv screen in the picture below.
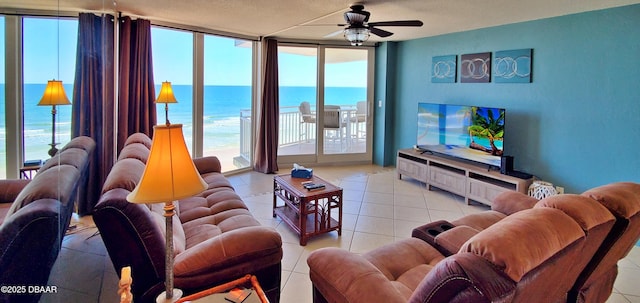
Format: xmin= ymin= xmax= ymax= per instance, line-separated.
xmin=417 ymin=103 xmax=505 ymax=168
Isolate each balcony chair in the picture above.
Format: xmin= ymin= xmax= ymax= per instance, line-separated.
xmin=349 ymin=101 xmax=366 ymax=141
xmin=299 ymin=101 xmax=316 ymax=142
xmin=324 ymin=105 xmax=346 ymax=151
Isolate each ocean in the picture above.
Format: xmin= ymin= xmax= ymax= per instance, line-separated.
xmin=0 ymin=84 xmax=365 ymax=175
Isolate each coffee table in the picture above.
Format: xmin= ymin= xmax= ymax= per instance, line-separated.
xmin=273 ymin=174 xmax=343 ymax=245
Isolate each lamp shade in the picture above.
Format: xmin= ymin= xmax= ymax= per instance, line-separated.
xmin=344 ymin=27 xmax=370 ymax=46
xmin=156 ymin=81 xmax=178 ymax=104
xmin=38 ymin=80 xmax=71 ymax=106
xmin=127 ymin=124 xmax=207 ymax=203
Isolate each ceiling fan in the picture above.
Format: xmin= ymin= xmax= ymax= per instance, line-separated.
xmin=338 ymin=4 xmax=423 ymax=45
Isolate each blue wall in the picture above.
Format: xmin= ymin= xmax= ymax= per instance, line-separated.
xmin=375 ymin=4 xmax=640 ymax=193
xmin=373 ymin=42 xmax=398 ymax=166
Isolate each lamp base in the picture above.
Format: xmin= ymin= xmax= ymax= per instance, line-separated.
xmin=155 ymin=288 xmax=183 ymax=303
xmin=47 ymin=143 xmax=59 ymax=157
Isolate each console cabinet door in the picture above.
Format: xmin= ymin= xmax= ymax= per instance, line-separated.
xmin=428 ymin=166 xmax=466 ymax=196
xmin=467 ymin=179 xmax=509 ymax=206
xmin=397 ymin=158 xmax=428 ymax=183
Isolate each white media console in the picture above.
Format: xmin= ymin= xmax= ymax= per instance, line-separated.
xmin=397 ymin=148 xmax=533 ymax=206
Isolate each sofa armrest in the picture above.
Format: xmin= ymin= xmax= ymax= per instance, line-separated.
xmin=492 ymin=190 xmax=538 ymax=215
xmin=0 ymin=179 xmax=31 ymax=204
xmin=408 ymin=253 xmax=516 ymax=303
xmin=193 ymin=156 xmax=222 ymax=174
xmin=307 ymin=247 xmax=407 ymax=303
xmin=435 ymin=225 xmax=480 ymax=255
xmin=174 ymin=226 xmax=282 ymax=278
xmin=93 ymin=189 xmax=167 ymax=302
xmin=0 ymin=198 xmax=62 ymax=303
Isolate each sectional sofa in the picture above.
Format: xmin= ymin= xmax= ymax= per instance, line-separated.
xmin=0 ymin=136 xmax=96 ymax=303
xmin=94 ymin=133 xmax=283 ymax=303
xmin=308 ymin=182 xmax=640 ymax=303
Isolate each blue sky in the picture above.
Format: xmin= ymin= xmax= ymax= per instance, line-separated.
xmin=1 ymin=16 xmax=366 ymax=88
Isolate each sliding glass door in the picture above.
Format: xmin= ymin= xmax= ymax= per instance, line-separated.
xmin=323 ymin=48 xmax=368 ymax=155
xmin=277 ymin=46 xmax=318 ymax=158
xmin=277 ymin=45 xmax=373 ymax=165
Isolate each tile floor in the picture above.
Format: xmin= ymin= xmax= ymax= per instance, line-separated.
xmin=39 ymin=164 xmax=640 ymax=303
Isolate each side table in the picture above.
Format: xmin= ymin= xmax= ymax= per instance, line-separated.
xmin=273 ymin=174 xmax=343 ymax=246
xmin=176 ymin=275 xmax=269 ymax=303
xmin=20 ymin=165 xmax=42 ymax=180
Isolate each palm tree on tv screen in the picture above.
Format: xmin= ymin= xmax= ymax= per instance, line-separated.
xmin=468 ymin=107 xmax=504 ymax=156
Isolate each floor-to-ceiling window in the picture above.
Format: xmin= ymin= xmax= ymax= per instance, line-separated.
xmin=203 ymin=36 xmax=253 ymax=171
xmin=23 ymin=17 xmax=77 ymax=164
xmin=151 ymin=27 xmax=194 ymax=153
xmin=151 ymin=26 xmax=255 ymax=173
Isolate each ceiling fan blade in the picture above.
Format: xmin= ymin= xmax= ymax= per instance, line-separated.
xmin=370 ymin=27 xmax=394 ymax=38
xmin=368 ymin=20 xmax=424 ymax=27
xmin=324 ymin=29 xmax=344 ymax=38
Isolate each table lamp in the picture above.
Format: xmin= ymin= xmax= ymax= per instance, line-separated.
xmin=126 ymin=123 xmax=207 ymax=303
xmin=38 ymin=79 xmax=71 ymax=157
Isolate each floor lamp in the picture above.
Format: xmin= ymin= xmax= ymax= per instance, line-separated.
xmin=38 ymin=79 xmax=71 ymax=157
xmin=156 ymin=81 xmax=177 ymax=125
xmin=126 ymin=123 xmax=207 ymax=303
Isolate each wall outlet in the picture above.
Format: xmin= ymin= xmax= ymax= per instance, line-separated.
xmin=378 ymin=100 xmax=383 ymax=108
xmin=556 ymin=186 xmax=564 ymax=194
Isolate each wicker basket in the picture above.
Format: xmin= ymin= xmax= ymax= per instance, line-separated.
xmin=528 ymin=181 xmax=558 ymax=199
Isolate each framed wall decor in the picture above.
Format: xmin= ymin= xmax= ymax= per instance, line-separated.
xmin=431 ymin=55 xmax=457 ymax=83
xmin=494 ymin=48 xmax=533 ymax=83
xmin=460 ymin=52 xmax=491 ymax=83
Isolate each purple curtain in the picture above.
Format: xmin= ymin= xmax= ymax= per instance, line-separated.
xmin=72 ymin=13 xmax=115 ymax=215
xmin=117 ymin=16 xmax=156 ymax=151
xmin=253 ymin=39 xmax=279 ymax=173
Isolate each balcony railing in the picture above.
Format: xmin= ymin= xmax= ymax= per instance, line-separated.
xmin=238 ymin=104 xmax=362 ymax=162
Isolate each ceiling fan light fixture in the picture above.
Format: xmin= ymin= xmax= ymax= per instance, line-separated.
xmin=344 ymin=27 xmax=370 ymax=46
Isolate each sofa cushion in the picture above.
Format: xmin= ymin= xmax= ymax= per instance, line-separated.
xmin=434 ymin=225 xmax=480 ymax=255
xmin=101 ymin=158 xmax=146 ymax=193
xmin=450 ymin=210 xmax=506 ymax=231
xmin=39 ymin=148 xmax=89 ymax=172
xmin=492 ymin=190 xmax=539 ymax=215
xmin=7 ymin=165 xmax=79 ymax=217
xmin=200 ymin=172 xmax=235 ymax=190
xmin=118 ymin=143 xmax=150 ymax=163
xmin=534 ymin=194 xmax=615 ymax=232
xmin=582 ymin=182 xmax=640 ymax=220
xmin=193 ymin=156 xmax=222 ymax=175
xmin=59 ymin=135 xmax=96 ymax=153
xmin=178 ymin=185 xmax=248 ymax=223
xmin=124 ymin=132 xmax=153 ymax=148
xmin=363 ymin=238 xmax=445 ymax=299
xmin=173 ymin=225 xmax=282 ymax=277
xmin=460 ymin=207 xmax=585 ymax=282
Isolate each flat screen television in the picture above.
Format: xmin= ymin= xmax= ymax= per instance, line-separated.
xmin=417 ymin=103 xmax=505 ymax=168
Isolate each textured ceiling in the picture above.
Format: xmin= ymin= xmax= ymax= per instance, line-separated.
xmin=2 ymin=0 xmax=640 ymax=43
